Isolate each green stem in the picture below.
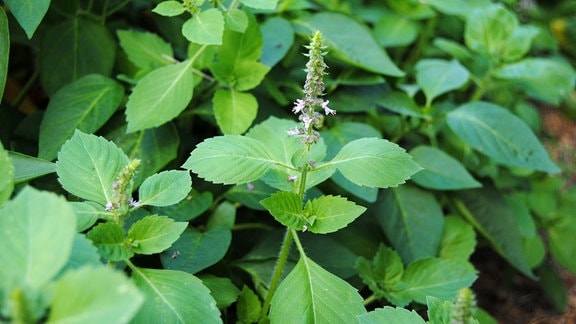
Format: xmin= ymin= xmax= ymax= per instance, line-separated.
xmin=260 ymin=228 xmax=293 ymax=321
xmin=363 ymin=294 xmax=378 ymax=307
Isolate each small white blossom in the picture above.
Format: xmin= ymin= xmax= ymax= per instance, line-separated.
xmin=105 ymin=201 xmax=113 ymax=211
xmin=321 ymin=100 xmax=336 ymax=115
xmin=293 ymin=99 xmax=306 ymax=114
xmin=301 ymin=115 xmax=312 ymax=130
xmin=129 ymin=198 xmax=139 ymax=207
xmin=288 ymin=175 xmax=297 ymax=182
xmin=287 ymin=127 xmax=300 ymax=136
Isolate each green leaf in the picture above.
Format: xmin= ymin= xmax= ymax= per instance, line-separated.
xmin=213 ymin=89 xmax=258 ymax=135
xmin=239 ymin=0 xmax=279 ymax=10
xmin=138 ymin=170 xmax=192 ymax=207
xmin=8 ymin=151 xmax=55 ymax=183
xmin=59 ymin=234 xmax=102 ymax=274
xmin=270 ymin=256 xmax=366 ymax=323
xmin=358 ymin=307 xmax=426 ymax=324
xmin=182 ymin=8 xmax=224 ymax=45
xmin=438 ymin=216 xmax=476 ymax=261
xmin=501 ymin=25 xmax=539 ymax=62
xmin=70 ymin=201 xmax=101 ymax=232
xmin=237 ymin=286 xmax=262 ymax=323
xmin=49 ymin=266 xmax=143 ymax=323
xmin=415 ymin=59 xmax=469 ymax=104
xmin=260 ymin=191 xmax=305 ymax=230
xmin=225 ymin=9 xmax=248 ymax=32
xmin=464 ymin=4 xmax=516 ymax=61
xmin=324 ymin=138 xmax=422 ymax=188
xmin=0 ymin=142 xmax=14 ymax=206
xmin=207 ymin=201 xmax=236 ymax=229
xmin=117 ymin=30 xmax=174 ymax=69
xmin=446 ymin=101 xmax=560 ymax=173
xmin=160 ymin=226 xmax=232 ymax=274
xmin=182 ymin=135 xmax=277 ymax=185
xmin=403 ymin=258 xmax=477 ymax=304
xmin=376 ymin=185 xmax=445 ymax=264
xmin=39 ymin=74 xmax=124 ymax=160
xmin=0 ymin=187 xmax=76 ymax=290
xmin=547 ymin=216 xmax=576 ymax=273
xmin=225 ymin=180 xmax=276 ymax=210
xmin=87 ymin=222 xmax=133 ymax=261
xmin=0 ymin=8 xmax=8 ymax=100
xmin=356 ymin=245 xmax=406 ymax=305
xmin=125 ymin=60 xmax=194 ymax=133
xmin=39 ymin=16 xmax=116 ymax=96
xmin=378 ymin=91 xmax=426 ymax=118
xmin=3 ymin=0 xmax=50 ymax=38
xmin=110 ymin=123 xmax=180 ymax=187
xmin=409 ymin=145 xmax=481 ymax=190
xmin=493 ymin=58 xmax=576 ymax=105
xmin=457 ymin=188 xmax=535 ymax=278
xmin=56 ymin=130 xmax=129 ymax=205
xmin=427 ymin=0 xmax=490 ymax=17
xmin=304 ymin=195 xmax=366 ymax=234
xmin=201 ymin=276 xmax=241 ymax=309
xmin=260 ymin=17 xmax=294 ymax=67
xmin=426 ymin=296 xmax=453 ymax=324
xmin=293 ymin=13 xmax=404 ymax=77
xmin=155 ymin=191 xmax=212 ymax=222
xmin=131 ymin=267 xmax=221 ymax=323
xmin=127 ymin=215 xmax=187 ymax=255
xmin=374 ymin=13 xmax=419 ymax=47
xmin=152 ymin=1 xmax=186 ymax=17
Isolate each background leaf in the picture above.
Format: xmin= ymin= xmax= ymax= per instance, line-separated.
xmin=325 ymin=138 xmax=421 ymax=188
xmin=3 ymin=0 xmax=50 ymax=38
xmin=152 ymin=1 xmax=185 ymax=17
xmin=160 ymin=226 xmax=232 ymax=274
xmin=70 ymin=201 xmax=101 ymax=232
xmin=447 ymin=101 xmax=560 ymax=173
xmin=260 ymin=17 xmax=294 ymax=67
xmin=409 ymin=145 xmax=481 ymax=190
xmin=56 ymin=130 xmax=129 ymax=205
xmin=240 ymin=0 xmax=279 ymax=10
xmin=49 ymin=266 xmax=143 ymax=323
xmin=0 ymin=8 xmax=8 ymax=100
xmin=125 ymin=60 xmax=194 ymax=133
xmin=0 ymin=142 xmax=14 ymax=206
xmin=225 ymin=9 xmax=248 ymax=32
xmin=270 ymin=256 xmax=366 ymax=323
xmin=293 ymin=13 xmax=404 ymax=77
xmin=39 ymin=17 xmax=116 ymax=96
xmin=117 ymin=29 xmax=174 ymax=69
xmin=131 ymin=267 xmax=221 ymax=323
xmin=127 ymin=215 xmax=188 ymax=255
xmin=415 ymin=59 xmax=469 ymax=104
xmin=0 ymin=187 xmax=76 ymax=290
xmin=358 ymin=307 xmax=426 ymax=324
xmin=155 ymin=190 xmax=213 ymax=222
xmin=376 ymin=185 xmax=445 ymax=264
xmin=464 ymin=4 xmax=516 ymax=60
xmin=182 ymin=8 xmax=224 ymax=45
xmin=138 ymin=170 xmax=192 ymax=207
xmin=374 ymin=13 xmax=419 ymax=47
xmin=39 ymin=74 xmax=124 ymax=160
xmin=438 ymin=216 xmax=477 ymax=261
xmin=8 ymin=152 xmax=55 ymax=183
xmin=213 ymin=89 xmax=258 ymax=135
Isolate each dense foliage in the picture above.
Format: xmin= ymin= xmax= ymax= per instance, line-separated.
xmin=1 ymin=0 xmax=575 ymax=323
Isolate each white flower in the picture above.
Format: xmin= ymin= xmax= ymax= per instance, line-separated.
xmin=321 ymin=100 xmax=336 ymax=115
xmin=293 ymin=99 xmax=306 ymax=114
xmin=105 ymin=201 xmax=113 ymax=211
xmin=301 ymin=115 xmax=312 ymax=130
xmin=288 ymin=175 xmax=297 ymax=182
xmin=287 ymin=127 xmax=300 ymax=136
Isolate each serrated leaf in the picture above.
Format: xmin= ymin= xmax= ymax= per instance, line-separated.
xmin=117 ymin=30 xmax=174 ymax=69
xmin=358 ymin=307 xmax=426 ymax=324
xmin=127 ymin=215 xmax=187 ymax=255
xmin=4 ymin=0 xmax=50 ymax=38
xmin=270 ymin=256 xmax=366 ymax=323
xmin=403 ymin=258 xmax=477 ymax=304
xmin=160 ymin=226 xmax=232 ymax=274
xmin=182 ymin=135 xmax=277 ymax=185
xmin=239 ymin=0 xmax=278 ymax=9
xmin=0 ymin=187 xmax=76 ymax=291
xmin=138 ymin=170 xmax=192 ymax=207
xmin=237 ymin=286 xmax=262 ymax=323
xmin=261 ymin=17 xmax=294 ymax=68
xmin=0 ymin=9 xmax=8 ymax=101
xmin=376 ymin=185 xmax=445 ymax=264
xmin=457 ymin=188 xmax=535 ymax=278
xmin=8 ymin=151 xmax=55 ymax=183
xmin=323 ymin=138 xmax=421 ymax=188
xmin=439 ymin=216 xmax=477 ymax=261
xmin=304 ymin=195 xmax=366 ymax=234
xmin=260 ymin=191 xmax=305 ymax=230
xmin=293 ymin=13 xmax=404 ymax=77
xmin=87 ymin=222 xmax=133 ymax=261
xmin=56 ymin=130 xmax=129 ymax=205
xmin=0 ymin=142 xmax=14 ymax=206
xmin=213 ymin=89 xmax=258 ymax=135
xmin=131 ymin=267 xmax=221 ymax=323
xmin=182 ymin=8 xmax=224 ymax=45
xmin=39 ymin=74 xmax=123 ymax=160
xmin=225 ymin=9 xmax=248 ymax=32
xmin=415 ymin=59 xmax=469 ymax=104
xmin=49 ymin=266 xmax=143 ymax=323
xmin=409 ymin=145 xmax=481 ymax=190
xmin=39 ymin=17 xmax=116 ymax=96
xmin=70 ymin=201 xmax=101 ymax=232
xmin=152 ymin=1 xmax=186 ymax=17
xmin=125 ymin=60 xmax=194 ymax=133
xmin=447 ymin=101 xmax=560 ymax=173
